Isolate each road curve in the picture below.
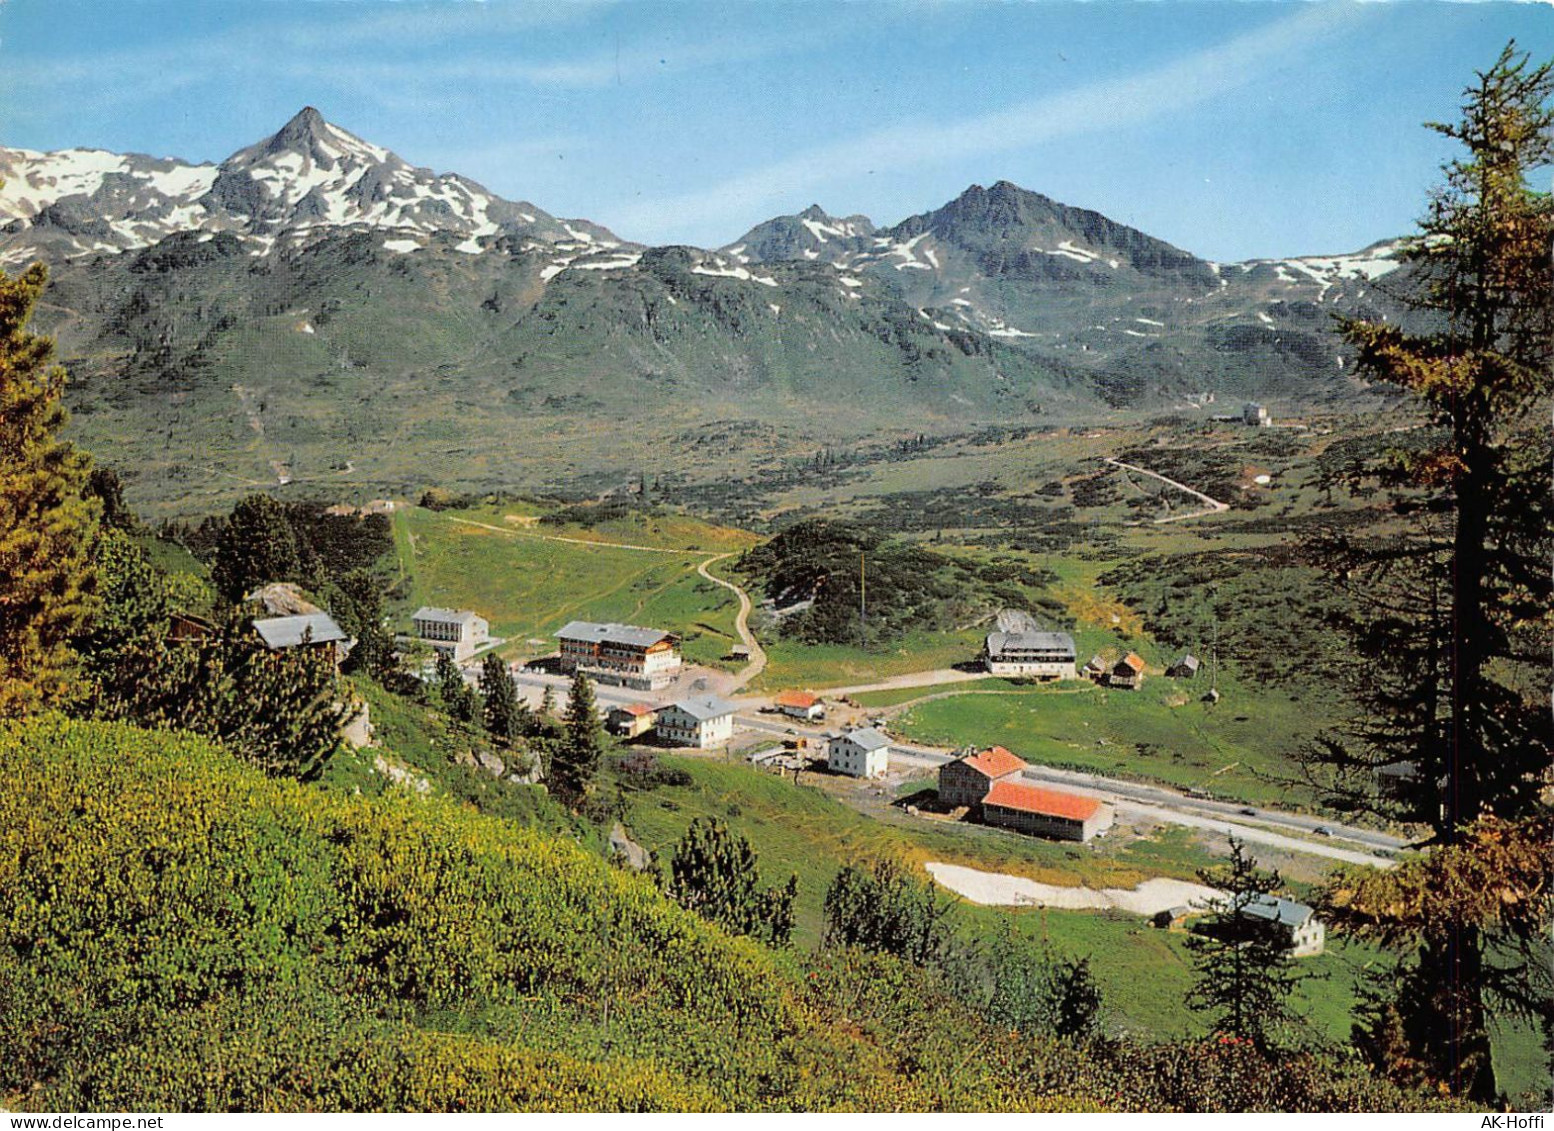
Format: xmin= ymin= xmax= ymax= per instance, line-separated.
xmin=698 ymin=553 xmax=766 ymax=691
xmin=439 ymin=512 xmax=768 ymax=691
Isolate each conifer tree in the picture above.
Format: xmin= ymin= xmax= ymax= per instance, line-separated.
xmin=435 ymin=650 xmax=478 ymax=726
xmin=1309 ymin=43 xmax=1553 ymax=1101
xmin=0 ymin=263 xmax=99 ymax=715
xmin=479 ymin=652 xmax=522 ymax=743
xmin=662 ymin=817 xmax=797 ymax=946
xmin=211 ymin=493 xmax=304 ymax=602
xmin=1184 ymin=839 xmax=1304 ymax=1053
xmin=550 ymin=669 xmax=602 ymax=803
xmin=1330 ymin=41 xmax=1553 ymax=839
xmin=823 ymin=859 xmax=951 ymax=967
xmin=330 ymin=569 xmax=393 ymax=679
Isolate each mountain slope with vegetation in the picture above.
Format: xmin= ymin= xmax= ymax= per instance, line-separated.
xmin=0 ymin=716 xmax=1467 ymax=1113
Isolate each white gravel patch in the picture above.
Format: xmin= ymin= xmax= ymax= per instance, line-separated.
xmin=926 ymin=861 xmax=1222 ymax=916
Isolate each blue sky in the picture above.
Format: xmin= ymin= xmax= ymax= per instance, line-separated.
xmin=2 ymin=1 xmax=1551 ymax=260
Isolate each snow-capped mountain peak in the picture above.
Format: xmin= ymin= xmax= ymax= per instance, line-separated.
xmin=0 ymin=108 xmax=627 ymax=267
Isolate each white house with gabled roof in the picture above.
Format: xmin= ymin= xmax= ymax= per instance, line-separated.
xmin=828 ymin=727 xmax=891 ymax=779
xmin=657 ymin=695 xmax=738 ymax=748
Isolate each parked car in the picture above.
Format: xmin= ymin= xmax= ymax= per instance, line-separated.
xmin=1313 ymin=825 xmax=1332 ymax=836
xmin=1238 ymin=807 xmax=1256 ymax=817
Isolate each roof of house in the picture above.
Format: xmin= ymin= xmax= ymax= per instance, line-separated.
xmin=1243 ymin=894 xmax=1316 ymax=928
xmin=955 ymin=745 xmax=1028 ymax=780
xmin=985 ymin=630 xmax=1076 ymax=657
xmin=1084 ymin=654 xmax=1107 ymax=669
xmin=1116 ymin=653 xmax=1146 ymax=672
xmin=1173 ymin=654 xmax=1201 ymax=669
xmin=554 ymin=620 xmax=675 ymax=648
xmin=665 ymin=695 xmax=737 ymax=722
xmin=413 ymin=606 xmax=481 ymax=625
xmin=836 ymin=727 xmax=891 ymax=752
xmin=775 ymin=690 xmax=820 ymax=709
xmin=983 ymin=780 xmax=1103 ymax=822
xmin=253 ymin=612 xmax=349 ymax=650
xmin=610 ymin=702 xmax=658 ymax=718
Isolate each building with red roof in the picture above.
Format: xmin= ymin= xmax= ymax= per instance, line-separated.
xmin=773 ymin=690 xmax=825 ymax=721
xmin=1110 ymin=652 xmax=1146 ymax=690
xmin=606 ymin=701 xmax=660 ymax=738
xmin=981 ymin=780 xmax=1115 ymax=842
xmin=938 ymin=745 xmax=1030 ymax=809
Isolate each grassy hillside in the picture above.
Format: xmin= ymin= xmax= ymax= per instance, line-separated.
xmin=391 ymin=504 xmax=748 ymax=666
xmin=890 ymin=677 xmax=1322 ymax=809
xmin=0 ymin=716 xmax=1464 ymax=1112
xmin=606 ymin=752 xmax=1387 ymax=1045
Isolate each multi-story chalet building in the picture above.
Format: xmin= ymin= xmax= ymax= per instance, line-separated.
xmin=555 ymin=621 xmax=682 ymax=691
xmin=982 ymin=630 xmax=1077 ymax=680
xmin=938 ymin=745 xmax=1028 ymax=808
xmin=656 ymin=696 xmax=738 ymax=748
xmin=827 ymin=727 xmax=891 ymax=778
xmin=980 ymin=781 xmax=1114 ymax=842
xmin=411 ymin=607 xmax=490 ymax=662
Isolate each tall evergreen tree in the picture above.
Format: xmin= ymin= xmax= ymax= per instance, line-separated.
xmin=329 ymin=569 xmax=393 ymax=679
xmin=550 ymin=669 xmax=602 ymax=803
xmin=93 ymin=605 xmax=345 ymax=781
xmin=479 ymin=652 xmax=522 ymax=743
xmin=0 ymin=263 xmax=99 ymax=715
xmin=1309 ymin=43 xmax=1553 ymax=1101
xmin=435 ymin=650 xmax=478 ymax=726
xmin=73 ymin=528 xmax=169 ymax=710
xmin=1333 ymin=41 xmax=1553 ymax=838
xmin=1184 ymin=839 xmax=1304 ymax=1053
xmin=211 ymin=493 xmax=304 ymax=602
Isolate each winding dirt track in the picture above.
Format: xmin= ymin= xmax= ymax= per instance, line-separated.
xmin=1103 ymin=457 xmax=1230 ymax=523
xmin=442 ymin=514 xmax=767 ymax=690
xmin=697 ymin=554 xmax=766 ymax=690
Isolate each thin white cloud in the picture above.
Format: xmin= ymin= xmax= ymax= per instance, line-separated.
xmin=610 ymin=3 xmax=1375 ymax=244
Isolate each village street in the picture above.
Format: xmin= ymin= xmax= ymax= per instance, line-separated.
xmin=509 ymin=668 xmax=1405 ymax=869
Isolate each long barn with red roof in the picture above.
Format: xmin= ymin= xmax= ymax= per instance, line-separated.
xmin=938 ymin=745 xmax=1115 ymax=841
xmin=981 ymin=779 xmax=1115 ymax=842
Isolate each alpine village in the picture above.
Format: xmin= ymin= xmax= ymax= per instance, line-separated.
xmin=0 ymin=16 xmax=1549 ymax=1117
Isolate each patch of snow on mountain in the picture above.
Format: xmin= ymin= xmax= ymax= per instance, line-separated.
xmin=569 ymin=254 xmax=641 ymax=270
xmin=382 ymin=238 xmax=421 ymax=254
xmin=1258 ymin=311 xmax=1275 ymax=326
xmin=837 ymin=275 xmax=863 ymax=288
xmin=1135 ymin=317 xmax=1164 ymax=327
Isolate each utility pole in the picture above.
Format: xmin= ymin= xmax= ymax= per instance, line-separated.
xmin=859 ymin=551 xmax=867 ymax=647
xmin=1210 ymin=585 xmax=1220 ymax=695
